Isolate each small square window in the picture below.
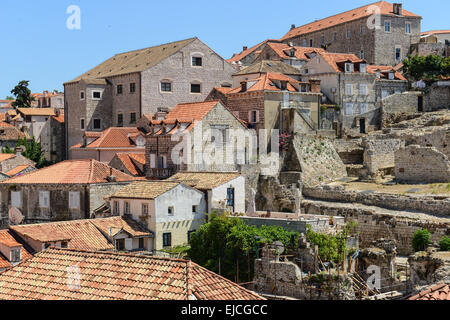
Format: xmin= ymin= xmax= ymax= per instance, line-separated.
xmin=190 ymin=83 xmax=201 ymax=93
xmin=130 ymin=83 xmax=136 ymax=93
xmin=168 ymin=206 xmax=174 ymax=215
xmin=93 ymin=119 xmax=101 ymax=130
xmin=61 ymin=241 xmax=68 ymax=249
xmin=192 ymin=205 xmax=198 ymax=213
xmin=192 ymin=57 xmax=202 ymax=66
xmin=117 ymin=85 xmax=123 ymax=95
xmin=138 ymin=238 xmax=145 ymax=249
xmin=92 ymin=91 xmax=101 ymax=99
xmin=80 ymin=91 xmax=85 ymax=100
xmin=115 ymin=239 xmax=125 ymax=251
xmin=161 ymin=82 xmax=172 ymax=92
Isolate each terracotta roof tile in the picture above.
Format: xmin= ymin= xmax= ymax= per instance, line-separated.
xmin=109 ymin=181 xmax=182 ymax=199
xmin=164 ymin=100 xmax=219 ymax=122
xmin=0 ymin=154 xmax=16 ymax=162
xmin=17 ymin=108 xmax=56 ymax=116
xmin=282 ymin=1 xmax=421 ymax=41
xmin=421 ymin=30 xmax=450 ymax=36
xmin=0 ymin=230 xmax=33 ymax=269
xmin=0 ymin=159 xmax=136 ymax=184
xmin=228 ymin=72 xmax=302 ymax=93
xmin=0 ymin=248 xmax=263 ymax=300
xmin=5 ymin=165 xmax=32 ymax=177
xmin=235 ymin=60 xmax=302 ymax=76
xmin=113 ymin=153 xmax=145 ymax=176
xmin=265 ymin=42 xmax=326 ymax=60
xmin=227 ymin=39 xmax=280 ymax=63
xmin=167 ymin=172 xmax=241 ymax=190
xmin=74 ymin=127 xmax=143 ymax=149
xmin=408 ymin=283 xmax=450 ymax=300
xmin=90 ymin=216 xmax=152 ymax=238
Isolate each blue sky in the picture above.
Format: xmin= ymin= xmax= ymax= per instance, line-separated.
xmin=0 ymin=0 xmax=448 ymax=98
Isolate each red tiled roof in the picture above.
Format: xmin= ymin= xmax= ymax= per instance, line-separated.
xmin=266 ymin=42 xmax=325 ymax=60
xmin=52 ymin=113 xmax=64 ymax=123
xmin=367 ymin=65 xmax=407 ymax=80
xmin=0 ymin=121 xmax=14 ymax=128
xmin=0 ymin=154 xmax=16 ymax=162
xmin=228 ymin=72 xmax=301 ymax=93
xmin=113 ymin=153 xmax=145 ymax=176
xmin=5 ymin=165 xmax=31 ymax=177
xmin=0 ymin=159 xmax=136 ymax=184
xmin=421 ymin=30 xmax=450 ymax=36
xmin=227 ymin=39 xmax=280 ymax=63
xmin=282 ymin=1 xmax=421 ymax=40
xmin=76 ymin=127 xmax=143 ymax=149
xmin=0 ymin=248 xmax=264 ymax=300
xmin=408 ymin=284 xmax=450 ymax=300
xmin=17 ymin=108 xmax=56 ymax=117
xmin=165 ymin=100 xmax=219 ymax=122
xmin=0 ymin=230 xmax=33 ymax=269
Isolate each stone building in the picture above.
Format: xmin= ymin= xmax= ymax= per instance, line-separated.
xmin=107 ymin=181 xmax=206 ymax=250
xmin=0 ymin=153 xmax=35 ymax=176
xmin=70 ymin=127 xmax=146 ymax=163
xmin=40 ymin=109 xmax=66 ymax=163
xmin=0 ymin=122 xmax=30 ymax=150
xmin=0 ymin=159 xmax=137 ymax=228
xmin=0 ymin=229 xmax=33 ymax=272
xmin=144 ymin=100 xmax=249 ymax=179
xmin=281 ymin=1 xmax=422 ymax=66
xmin=210 ymin=72 xmax=321 ymax=134
xmin=227 ymin=39 xmax=281 ymax=67
xmin=109 ymin=153 xmax=146 ymax=177
xmin=64 ymin=38 xmax=236 ymax=156
xmin=34 ymin=90 xmax=64 ymax=109
xmin=301 ymin=51 xmax=407 ymax=131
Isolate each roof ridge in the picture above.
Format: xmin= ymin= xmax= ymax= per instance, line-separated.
xmin=113 ymin=37 xmax=197 ymax=56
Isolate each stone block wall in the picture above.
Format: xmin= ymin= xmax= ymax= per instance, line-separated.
xmin=395 ymin=145 xmax=450 ymax=183
xmin=424 ymin=83 xmax=450 ymax=111
xmin=381 ymin=91 xmax=421 ymax=115
xmin=362 ymin=137 xmax=405 ymax=176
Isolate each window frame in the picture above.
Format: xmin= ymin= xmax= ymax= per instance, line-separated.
xmin=160 ymin=81 xmax=172 ymax=93
xmin=80 ymin=118 xmax=85 ymax=130
xmin=345 ymin=84 xmax=353 ymax=95
xmin=384 ymin=21 xmax=391 ymax=33
xmin=163 ymin=233 xmax=172 ymax=248
xmin=191 ymin=56 xmax=203 ymax=67
xmin=344 ymin=103 xmax=354 ymax=116
xmin=168 ymin=206 xmax=174 ymax=216
xmin=130 ymin=83 xmax=136 ymax=93
xmin=80 ymin=91 xmax=85 ymax=101
xmin=93 ymin=118 xmax=101 ymax=130
xmin=10 ymin=248 xmax=21 ymax=262
xmin=190 ymin=83 xmax=201 ymax=94
xmin=124 ymin=201 xmax=130 ymax=215
xmin=360 ymin=84 xmax=368 ymax=96
xmin=39 ymin=190 xmax=50 ymax=209
xmin=11 ymin=191 xmax=22 ymax=208
xmin=117 ymin=84 xmax=123 ymax=95
xmin=405 ymin=22 xmax=411 ymax=34
xmin=130 ymin=112 xmax=136 ymax=124
xmin=92 ymin=91 xmax=102 ymax=100
xmin=142 ymin=203 xmax=149 ymax=216
xmin=69 ymin=191 xmax=80 ymax=209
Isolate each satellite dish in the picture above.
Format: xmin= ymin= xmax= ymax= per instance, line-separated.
xmin=9 ymin=207 xmax=24 ymax=225
xmin=272 ymin=241 xmax=285 ymax=255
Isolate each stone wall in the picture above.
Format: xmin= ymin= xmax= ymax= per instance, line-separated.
xmin=381 ymin=91 xmax=421 ymax=114
xmin=362 ymin=136 xmax=405 ymax=177
xmin=0 ymin=155 xmax=35 ymax=173
xmin=424 ymin=83 xmax=450 ymax=111
xmin=303 ymin=185 xmax=450 ymax=216
xmin=395 ymin=145 xmax=450 ymax=183
xmin=302 ymin=199 xmax=450 ymax=255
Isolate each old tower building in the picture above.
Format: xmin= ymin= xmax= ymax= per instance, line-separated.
xmin=281 ymin=1 xmax=422 ymax=66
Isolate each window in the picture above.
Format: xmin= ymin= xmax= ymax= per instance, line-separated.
xmin=113 ymin=201 xmax=119 ymax=215
xmin=333 ymin=33 xmax=337 ymax=41
xmin=360 ymin=84 xmax=368 ymax=96
xmin=405 ymin=23 xmax=411 ymax=34
xmin=69 ymin=191 xmax=80 ymax=209
xmin=11 ymin=191 xmax=22 ymax=208
xmin=117 ymin=84 xmax=123 ymax=95
xmin=142 ymin=203 xmax=149 ymax=216
xmin=382 ymin=90 xmax=389 ymax=99
xmin=361 ymin=25 xmax=365 ymax=34
xmin=61 ymin=241 xmax=68 ymax=249
xmin=395 ymin=48 xmax=401 ymax=63
xmin=250 ymin=110 xmax=258 ymax=123
xmin=192 ymin=205 xmax=198 ymax=213
xmin=92 ymin=91 xmax=102 ymax=99
xmin=360 ymin=50 xmax=365 ymax=60
xmin=190 ymin=83 xmax=201 ymax=93
xmin=130 ymin=83 xmax=136 ymax=93
xmin=124 ymin=201 xmax=130 ymax=215
xmin=11 ymin=249 xmax=21 ymax=262
xmin=226 ymin=188 xmax=235 ymax=209
xmin=93 ymin=119 xmax=101 ymax=130
xmin=138 ymin=238 xmax=145 ymax=249
xmin=117 ymin=113 xmax=123 ymax=126
xmin=389 ymin=71 xmax=395 ymax=80
xmin=157 ymin=156 xmax=166 ymax=169
xmin=163 ymin=233 xmax=172 ymax=247
xmin=192 ymin=56 xmax=202 ymax=67
xmin=309 ymin=39 xmax=313 ymax=47
xmin=168 ymin=206 xmax=174 ymax=216
xmin=39 ymin=191 xmax=50 ymax=208
xmin=80 ymin=91 xmax=85 ymax=100
xmin=130 ymin=112 xmax=136 ymax=124
xmin=321 ymin=35 xmax=325 ymax=45
xmin=115 ymin=239 xmax=125 ymax=251
xmin=344 ymin=103 xmax=353 ymax=116
xmin=360 ymin=63 xmax=367 ymax=73
xmin=80 ymin=118 xmax=85 ymax=130
xmin=346 ymin=30 xmax=351 ymax=39
xmin=360 ymin=103 xmax=368 ymax=114
xmin=345 ymin=84 xmax=353 ymax=95
xmin=345 ymin=63 xmax=354 ymax=73
xmin=303 ymin=39 xmax=307 ymax=47
xmin=385 ymin=21 xmax=391 ymax=33
xmin=161 ymin=82 xmax=172 ymax=92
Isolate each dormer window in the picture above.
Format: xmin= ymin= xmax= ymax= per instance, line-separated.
xmin=11 ymin=248 xmax=21 ymax=262
xmin=360 ymin=63 xmax=367 ymax=73
xmin=280 ymin=81 xmax=288 ymax=91
xmin=289 ymin=48 xmax=296 ymax=57
xmin=389 ymin=71 xmax=395 ymax=80
xmin=376 ymin=71 xmax=381 ymax=79
xmin=345 ymin=63 xmax=354 ymax=73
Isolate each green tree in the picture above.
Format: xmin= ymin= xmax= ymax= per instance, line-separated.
xmin=5 ymin=96 xmax=14 ymax=100
xmin=15 ymin=137 xmax=52 ymax=169
xmin=1 ymin=143 xmax=14 ymax=154
xmin=403 ymin=54 xmax=450 ymax=83
xmin=412 ymin=229 xmax=431 ymax=252
xmin=188 ymin=212 xmax=299 ymax=282
xmin=439 ymin=236 xmax=450 ymax=251
xmin=10 ymin=80 xmax=35 ymax=108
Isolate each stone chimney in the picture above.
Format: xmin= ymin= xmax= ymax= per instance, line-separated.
xmin=308 ymin=79 xmax=321 ymax=93
xmin=291 ymin=24 xmax=296 ymax=30
xmin=243 ymin=46 xmax=248 ymax=51
xmin=106 ymin=167 xmax=117 ymax=182
xmin=240 ymin=81 xmax=247 ymax=93
xmin=393 ymin=3 xmax=402 ymax=15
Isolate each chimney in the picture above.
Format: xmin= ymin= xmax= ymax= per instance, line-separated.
xmin=240 ymin=81 xmax=247 ymax=92
xmin=243 ymin=46 xmax=248 ymax=51
xmin=393 ymin=3 xmax=402 ymax=15
xmin=308 ymin=79 xmax=321 ymax=93
xmin=107 ymin=167 xmax=117 ymax=182
xmin=291 ymin=24 xmax=296 ymax=30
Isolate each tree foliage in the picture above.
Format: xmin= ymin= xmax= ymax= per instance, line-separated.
xmin=10 ymin=80 xmax=35 ymax=108
xmin=3 ymin=137 xmax=52 ymax=169
xmin=412 ymin=229 xmax=431 ymax=252
xmin=188 ymin=212 xmax=299 ymax=282
xmin=403 ymin=54 xmax=450 ymax=83
xmin=439 ymin=236 xmax=450 ymax=252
